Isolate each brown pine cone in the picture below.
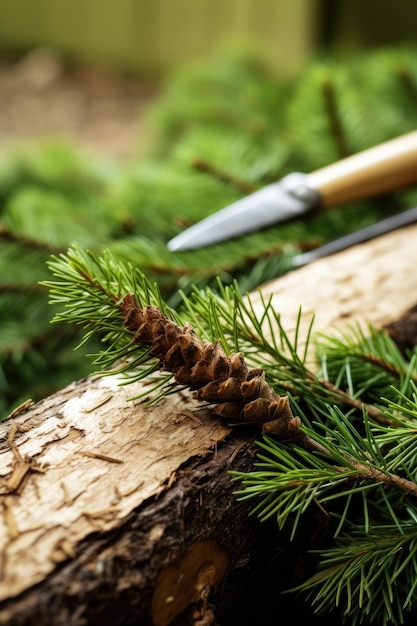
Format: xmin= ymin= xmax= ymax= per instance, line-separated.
xmin=121 ymin=293 xmax=304 ymax=443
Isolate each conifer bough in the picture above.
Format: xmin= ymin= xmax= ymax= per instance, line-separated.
xmin=46 ymin=244 xmax=304 ymax=440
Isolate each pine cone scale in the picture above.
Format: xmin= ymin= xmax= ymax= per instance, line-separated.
xmin=120 ymin=294 xmax=298 ymax=438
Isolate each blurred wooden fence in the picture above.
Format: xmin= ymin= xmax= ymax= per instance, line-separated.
xmin=0 ymin=0 xmax=318 ymax=74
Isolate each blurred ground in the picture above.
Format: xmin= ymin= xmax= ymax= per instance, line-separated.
xmin=0 ymin=48 xmax=159 ymax=160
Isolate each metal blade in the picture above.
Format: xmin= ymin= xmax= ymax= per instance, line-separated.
xmin=292 ymin=206 xmax=417 ymax=268
xmin=167 ymin=172 xmax=320 ymax=251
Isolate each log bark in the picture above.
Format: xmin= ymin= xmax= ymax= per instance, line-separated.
xmin=1 ymin=223 xmax=417 ymax=626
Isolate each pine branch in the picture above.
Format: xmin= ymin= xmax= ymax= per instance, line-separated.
xmin=0 ymin=224 xmax=62 ymax=254
xmin=181 ymin=282 xmax=395 ymax=425
xmin=316 ymin=323 xmax=417 ymax=406
xmin=44 ymin=244 xmax=407 ymax=434
xmin=191 ymin=157 xmax=256 ymax=195
xmin=44 ymin=244 xmax=301 ymax=435
xmin=321 ymin=76 xmax=351 ymax=159
xmin=396 ymin=65 xmax=417 ymax=106
xmin=290 ymin=522 xmax=417 ymax=626
xmin=233 ymin=389 xmax=417 ymax=625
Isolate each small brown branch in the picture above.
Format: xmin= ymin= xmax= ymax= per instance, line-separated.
xmin=362 ymin=351 xmax=417 ymax=384
xmin=191 ymin=157 xmax=256 ymax=195
xmin=0 ymin=223 xmax=62 ymax=254
xmin=79 ymin=450 xmax=124 ymax=464
xmin=396 ymin=66 xmax=417 ymax=106
xmin=77 ymin=269 xmax=120 ymax=303
xmin=318 ymin=378 xmax=390 ymax=423
xmin=335 ymin=458 xmax=417 ymax=498
xmin=321 ymin=77 xmax=351 ymax=159
xmin=301 ymin=431 xmax=417 ymax=498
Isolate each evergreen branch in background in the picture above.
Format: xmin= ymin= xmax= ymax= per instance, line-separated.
xmin=44 ymin=244 xmax=417 ymax=625
xmin=3 ymin=45 xmax=417 ymax=414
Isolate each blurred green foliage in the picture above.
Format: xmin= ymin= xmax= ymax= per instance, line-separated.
xmin=1 ymin=44 xmax=417 ymax=417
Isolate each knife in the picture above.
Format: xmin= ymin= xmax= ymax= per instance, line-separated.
xmin=167 ymin=131 xmax=417 ymax=251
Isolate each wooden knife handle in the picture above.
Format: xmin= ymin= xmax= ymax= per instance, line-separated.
xmin=307 ymin=131 xmax=417 ymax=207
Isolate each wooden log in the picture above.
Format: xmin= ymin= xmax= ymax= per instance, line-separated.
xmin=250 ymin=222 xmax=417 ymax=359
xmin=1 ymin=223 xmax=417 ymax=626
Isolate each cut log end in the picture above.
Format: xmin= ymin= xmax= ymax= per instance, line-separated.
xmin=151 ymin=539 xmax=230 ymax=626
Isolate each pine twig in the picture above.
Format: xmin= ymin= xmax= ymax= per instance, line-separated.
xmin=45 ymin=246 xmax=406 ymax=446
xmin=0 ymin=224 xmax=62 ymax=254
xmin=191 ymin=157 xmax=256 ymax=195
xmin=396 ymin=65 xmax=417 ymax=106
xmin=321 ymin=77 xmax=351 ymax=159
xmin=334 ymin=456 xmax=417 ymax=497
xmin=317 ymin=378 xmax=389 ymax=423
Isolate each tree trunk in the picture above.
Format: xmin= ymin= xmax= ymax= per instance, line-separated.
xmin=1 ymin=223 xmax=417 ymax=626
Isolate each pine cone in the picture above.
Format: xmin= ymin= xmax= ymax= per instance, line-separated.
xmin=121 ymin=294 xmax=304 ymax=442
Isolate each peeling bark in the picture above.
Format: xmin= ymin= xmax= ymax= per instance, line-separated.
xmin=0 ymin=378 xmax=293 ymax=626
